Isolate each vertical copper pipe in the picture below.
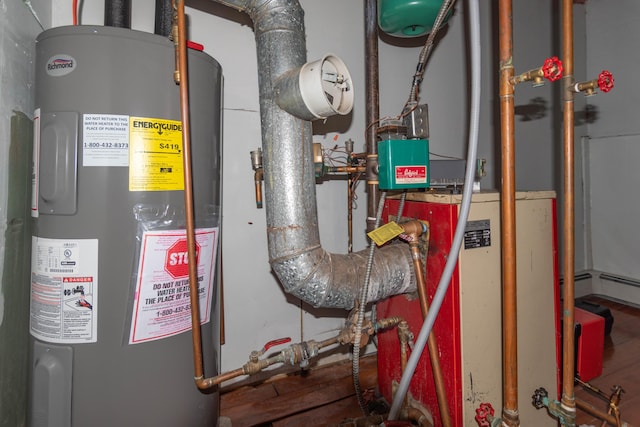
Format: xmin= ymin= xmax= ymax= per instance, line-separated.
xmin=498 ymin=0 xmax=519 ymax=425
xmin=175 ymin=0 xmax=207 ymax=389
xmin=254 ymin=168 xmax=263 ymax=208
xmin=365 ymin=0 xmax=380 ymax=232
xmin=561 ymin=0 xmax=577 ymax=416
xmin=398 ymin=321 xmax=409 ymax=374
xmin=409 ymin=241 xmax=452 ymax=427
xmin=220 ymin=260 xmax=225 ymax=345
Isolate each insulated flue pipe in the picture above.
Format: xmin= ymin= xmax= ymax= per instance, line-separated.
xmin=498 ymin=0 xmax=519 ymax=425
xmin=155 ymin=0 xmax=174 ymax=37
xmin=561 ymin=0 xmax=577 ymax=418
xmin=208 ymin=0 xmax=415 ymax=309
xmin=104 ymin=0 xmax=131 ymax=28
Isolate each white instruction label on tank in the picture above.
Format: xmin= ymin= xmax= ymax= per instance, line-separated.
xmin=128 ymin=228 xmax=218 ymax=344
xmin=30 ymin=237 xmax=99 ymax=344
xmin=82 ymin=114 xmax=130 ymax=167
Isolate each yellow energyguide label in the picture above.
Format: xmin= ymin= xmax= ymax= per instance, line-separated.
xmin=129 ymin=116 xmax=184 ymax=191
xmin=367 ymin=221 xmax=404 ymax=246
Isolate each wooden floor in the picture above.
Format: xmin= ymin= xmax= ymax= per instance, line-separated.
xmin=220 ymin=355 xmax=378 ymax=427
xmin=575 ymin=296 xmax=640 ymax=426
xmin=221 ymin=295 xmax=640 ymax=426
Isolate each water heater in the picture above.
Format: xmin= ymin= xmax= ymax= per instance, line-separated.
xmin=30 ymin=26 xmax=222 ymax=426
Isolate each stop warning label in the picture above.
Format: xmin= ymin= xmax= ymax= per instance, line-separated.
xmin=129 ymin=227 xmax=218 ymax=344
xmin=129 ymin=116 xmax=184 ymax=192
xmin=164 ymin=239 xmax=200 ymax=279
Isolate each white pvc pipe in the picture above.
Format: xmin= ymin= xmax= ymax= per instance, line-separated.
xmin=388 ymin=0 xmax=482 ymax=419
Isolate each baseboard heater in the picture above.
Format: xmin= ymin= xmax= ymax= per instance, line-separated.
xmin=559 ymin=272 xmax=592 ymax=285
xmin=599 ymin=273 xmax=640 ymax=288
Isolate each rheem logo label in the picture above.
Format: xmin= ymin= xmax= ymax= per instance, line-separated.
xmin=164 ymin=239 xmax=200 ymax=279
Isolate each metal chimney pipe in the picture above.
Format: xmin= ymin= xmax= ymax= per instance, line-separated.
xmin=210 ymin=0 xmax=415 ymax=308
xmin=365 ymin=0 xmax=381 ymax=232
xmin=155 ymin=0 xmax=174 ymax=37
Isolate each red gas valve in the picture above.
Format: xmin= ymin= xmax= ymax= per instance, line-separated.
xmin=475 ymin=402 xmax=495 ymax=427
xmin=249 ymin=337 xmax=292 ymax=362
xmin=598 ymin=70 xmax=614 ymax=92
xmin=542 ymin=56 xmax=563 ymax=82
xmin=262 ymin=337 xmax=292 ymax=352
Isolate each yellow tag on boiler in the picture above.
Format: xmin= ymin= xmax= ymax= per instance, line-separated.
xmin=367 ymin=221 xmax=404 ymax=246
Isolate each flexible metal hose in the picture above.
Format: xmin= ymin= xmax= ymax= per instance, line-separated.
xmin=388 ymin=0 xmax=482 ymax=419
xmin=352 ymin=190 xmax=408 ymax=414
xmin=353 ymin=192 xmax=387 ymax=414
xmin=406 ymin=0 xmax=457 ymax=106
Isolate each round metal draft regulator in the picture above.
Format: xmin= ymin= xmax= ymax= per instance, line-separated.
xmin=276 ymin=54 xmax=354 ymax=121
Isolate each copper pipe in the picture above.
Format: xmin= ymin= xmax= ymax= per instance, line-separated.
xmin=406 ymin=407 xmax=433 ymax=427
xmin=561 ymin=0 xmax=577 ymax=418
xmin=175 ymin=0 xmax=210 ymax=391
xmin=573 ymin=79 xmax=599 ymax=96
xmin=365 ymin=0 xmax=380 ymax=232
xmin=208 ymin=368 xmax=245 ymax=387
xmin=220 ymin=259 xmax=225 ymax=345
xmin=254 ymin=168 xmax=263 ymax=209
xmin=398 ymin=321 xmax=410 ymax=374
xmin=511 ymin=67 xmax=547 ymax=86
xmin=498 ymin=0 xmax=519 ymax=425
xmin=326 ymin=166 xmax=367 ymax=174
xmin=576 ymin=398 xmax=629 ymax=427
xmin=171 ymin=5 xmax=180 ymax=84
xmin=404 ymin=221 xmax=451 ymax=427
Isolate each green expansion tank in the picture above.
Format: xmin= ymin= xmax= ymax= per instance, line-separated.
xmin=378 ymin=0 xmax=449 ymax=37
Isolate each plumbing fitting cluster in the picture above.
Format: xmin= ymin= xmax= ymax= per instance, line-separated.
xmin=210 ymin=315 xmax=408 ymax=385
xmin=572 ymin=70 xmax=615 ymax=96
xmin=532 ymin=387 xmax=576 ymax=427
xmin=511 ymin=56 xmax=564 ymax=86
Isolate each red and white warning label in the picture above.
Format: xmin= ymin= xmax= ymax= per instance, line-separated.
xmin=129 ymin=228 xmax=218 ymax=344
xmin=395 ymin=165 xmax=427 ymax=184
xmin=30 ymin=237 xmax=99 ymax=344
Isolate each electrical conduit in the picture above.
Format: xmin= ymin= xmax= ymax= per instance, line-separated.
xmin=560 ymin=0 xmax=577 ymax=421
xmin=388 ymin=0 xmax=481 ymax=419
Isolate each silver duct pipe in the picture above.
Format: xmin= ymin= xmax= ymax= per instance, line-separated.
xmin=211 ymin=0 xmax=415 ymax=308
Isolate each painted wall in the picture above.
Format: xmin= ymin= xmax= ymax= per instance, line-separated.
xmin=0 ymin=2 xmax=44 ymax=426
xmin=585 ymin=1 xmax=640 ymax=280
xmin=8 ymin=0 xmax=582 ymax=397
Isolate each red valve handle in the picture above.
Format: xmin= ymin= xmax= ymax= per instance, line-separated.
xmin=262 ymin=337 xmax=292 ymax=352
xmin=542 ymin=56 xmax=563 ymax=82
xmin=475 ymin=403 xmax=495 ymax=427
xmin=598 ymin=70 xmax=614 ymax=92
